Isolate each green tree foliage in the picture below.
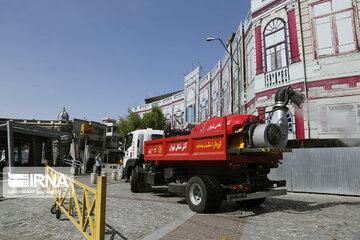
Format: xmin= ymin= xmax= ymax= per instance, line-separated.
xmin=118 ymin=106 xmax=166 ymax=137
xmin=142 ymin=106 xmax=166 ymax=130
xmin=118 ymin=109 xmax=143 ymax=138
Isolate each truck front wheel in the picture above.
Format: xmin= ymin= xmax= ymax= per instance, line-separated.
xmin=130 ymin=167 xmax=150 ymax=193
xmin=186 ymin=176 xmax=215 ymax=213
xmin=130 ymin=168 xmax=140 ymax=192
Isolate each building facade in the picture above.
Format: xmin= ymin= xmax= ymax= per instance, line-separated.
xmin=0 ymin=108 xmax=121 ymax=165
xmin=300 ymin=0 xmax=360 ymax=140
xmin=132 ymin=0 xmax=360 ymax=144
xmin=102 ymin=118 xmax=122 ymax=163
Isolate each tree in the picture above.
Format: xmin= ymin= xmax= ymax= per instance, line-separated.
xmin=118 ymin=106 xmax=166 ymax=137
xmin=142 ymin=106 xmax=166 ymax=130
xmin=118 ymin=109 xmax=143 ymax=138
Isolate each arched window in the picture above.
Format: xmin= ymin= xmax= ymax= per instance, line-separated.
xmin=264 ymin=19 xmax=288 ymax=72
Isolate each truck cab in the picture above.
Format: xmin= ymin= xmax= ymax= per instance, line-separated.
xmin=122 ymin=128 xmax=163 ymax=180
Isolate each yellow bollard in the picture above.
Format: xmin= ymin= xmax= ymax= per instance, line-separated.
xmin=95 ymin=176 xmax=107 ymax=240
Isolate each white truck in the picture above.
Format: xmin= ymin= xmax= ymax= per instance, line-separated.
xmin=122 ymin=128 xmax=163 ymax=181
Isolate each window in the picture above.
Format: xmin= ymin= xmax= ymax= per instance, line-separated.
xmin=246 ymin=38 xmax=255 ymax=82
xmin=165 ymin=114 xmax=171 ymax=125
xmin=212 ymin=80 xmax=219 ymax=116
xmin=312 ymin=0 xmax=357 ymax=57
xmin=222 ymin=65 xmax=230 ymax=115
xmin=200 ymin=99 xmax=208 ymax=120
xmin=151 ymin=134 xmax=163 ymax=140
xmin=21 ymin=143 xmax=30 ymax=165
xmin=222 ymin=84 xmax=230 ymax=115
xmin=186 ymin=105 xmax=196 ymax=122
xmin=173 ymin=114 xmax=177 ymax=127
xmin=173 ymin=111 xmax=184 ymax=128
xmin=125 ymin=134 xmax=133 ymax=150
xmin=264 ymin=18 xmax=288 ymax=72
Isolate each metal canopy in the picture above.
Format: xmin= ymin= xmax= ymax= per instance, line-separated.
xmin=0 ymin=121 xmax=71 ymax=139
xmin=0 ymin=121 xmax=72 ymax=171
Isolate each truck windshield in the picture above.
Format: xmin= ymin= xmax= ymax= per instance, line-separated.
xmin=151 ymin=134 xmax=163 ymax=140
xmin=125 ymin=134 xmax=133 ymax=150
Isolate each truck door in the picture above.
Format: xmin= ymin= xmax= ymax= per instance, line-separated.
xmin=123 ymin=133 xmax=134 ymax=168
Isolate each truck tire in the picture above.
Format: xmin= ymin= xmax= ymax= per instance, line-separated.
xmin=236 ymin=198 xmax=266 ymax=207
xmin=185 ymin=176 xmax=215 ymax=213
xmin=130 ymin=167 xmax=150 ymax=193
xmin=130 ymin=168 xmax=140 ymax=192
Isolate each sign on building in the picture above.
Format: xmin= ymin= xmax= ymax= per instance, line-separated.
xmin=318 ymin=103 xmax=360 ymax=134
xmin=81 ymin=124 xmax=94 ymax=135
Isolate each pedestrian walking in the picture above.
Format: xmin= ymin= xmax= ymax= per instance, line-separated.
xmin=95 ymin=153 xmax=103 ymax=176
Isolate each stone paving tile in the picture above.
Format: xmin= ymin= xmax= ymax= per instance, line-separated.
xmin=1 ymin=170 xmax=360 ymax=240
xmin=161 ymin=214 xmax=247 ymax=240
xmin=0 ymin=197 xmax=85 ymax=240
xmin=160 ymin=193 xmax=360 ymax=240
xmin=239 ymin=194 xmax=360 ymax=240
xmin=0 ymin=172 xmax=191 ymax=240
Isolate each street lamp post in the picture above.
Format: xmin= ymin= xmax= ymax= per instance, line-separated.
xmin=206 ymin=38 xmax=239 ymax=66
xmin=207 ymin=37 xmax=239 ymax=115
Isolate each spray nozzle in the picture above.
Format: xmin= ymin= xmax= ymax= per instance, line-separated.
xmin=274 ymin=87 xmax=305 ymax=108
xmin=289 ymin=90 xmax=305 ymax=108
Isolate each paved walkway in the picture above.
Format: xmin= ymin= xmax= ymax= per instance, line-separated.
xmin=1 ymin=168 xmax=359 ymax=239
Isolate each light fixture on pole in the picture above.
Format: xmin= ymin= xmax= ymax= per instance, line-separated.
xmin=206 ymin=38 xmax=239 ymax=66
xmin=207 ymin=36 xmax=239 ymax=115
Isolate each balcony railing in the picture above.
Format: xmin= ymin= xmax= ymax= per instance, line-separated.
xmin=265 ymin=67 xmax=289 ymax=88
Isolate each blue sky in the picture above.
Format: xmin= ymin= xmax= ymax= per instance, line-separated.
xmin=0 ymin=0 xmax=250 ymax=122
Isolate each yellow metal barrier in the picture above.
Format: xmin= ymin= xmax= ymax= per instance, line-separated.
xmin=45 ymin=164 xmax=106 ymax=240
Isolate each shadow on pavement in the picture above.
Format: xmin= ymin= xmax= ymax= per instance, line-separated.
xmin=105 ymin=223 xmax=128 ymax=240
xmin=150 ymin=187 xmax=188 ymax=205
xmin=216 ymin=197 xmax=360 ymax=217
xmin=0 ymin=197 xmax=15 ymax=202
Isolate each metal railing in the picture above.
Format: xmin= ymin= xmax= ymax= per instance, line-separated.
xmin=63 ymin=158 xmax=81 ymax=167
xmin=45 ymin=163 xmax=107 ymax=240
xmin=265 ymin=67 xmax=289 ymax=88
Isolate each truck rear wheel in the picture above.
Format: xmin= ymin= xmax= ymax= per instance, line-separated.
xmin=186 ymin=176 xmax=219 ymax=213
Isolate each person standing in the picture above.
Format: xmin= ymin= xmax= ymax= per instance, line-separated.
xmin=86 ymin=153 xmax=94 ymax=173
xmin=95 ymin=153 xmax=103 ymax=176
